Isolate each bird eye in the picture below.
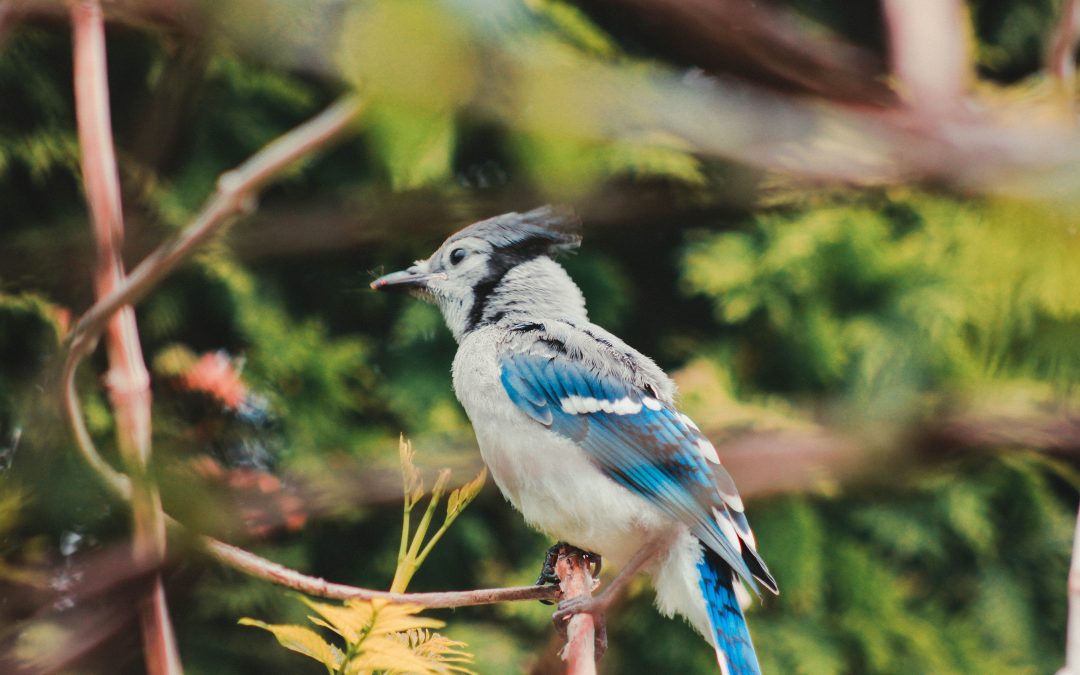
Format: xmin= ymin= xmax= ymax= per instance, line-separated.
xmin=449 ymin=248 xmax=467 ymax=265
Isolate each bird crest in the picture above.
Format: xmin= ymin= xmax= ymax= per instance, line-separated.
xmin=444 ymin=205 xmax=581 ymax=257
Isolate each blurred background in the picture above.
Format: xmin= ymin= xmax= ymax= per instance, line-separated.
xmin=1 ymin=0 xmax=1079 ymax=672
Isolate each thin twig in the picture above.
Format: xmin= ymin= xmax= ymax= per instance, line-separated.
xmin=200 ymin=537 xmax=561 ymax=607
xmin=556 ymin=548 xmax=597 ymax=675
xmin=64 ymin=95 xmax=366 ymax=358
xmin=1060 ymin=503 xmax=1080 ymax=675
xmin=70 ymin=2 xmax=180 ymax=673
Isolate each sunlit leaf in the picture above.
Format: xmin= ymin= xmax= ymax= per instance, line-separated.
xmin=300 ymin=596 xmax=374 ymax=643
xmin=447 ymin=468 xmax=486 ymax=518
xmin=238 ymin=619 xmax=342 ymax=669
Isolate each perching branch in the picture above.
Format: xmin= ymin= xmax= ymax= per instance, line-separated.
xmin=556 ymin=548 xmax=598 ymax=675
xmin=201 ymin=537 xmax=561 ymax=608
xmin=70 ymin=2 xmax=179 ymax=672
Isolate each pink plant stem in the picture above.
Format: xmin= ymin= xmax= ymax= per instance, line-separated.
xmin=1060 ymin=503 xmax=1080 ymax=675
xmin=881 ymin=0 xmax=967 ymax=116
xmin=1049 ymin=0 xmax=1080 ymax=106
xmin=70 ymin=2 xmax=180 ymax=673
xmin=556 ymin=549 xmax=597 ymax=675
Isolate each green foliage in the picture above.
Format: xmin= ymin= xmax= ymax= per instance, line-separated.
xmin=746 ymin=458 xmax=1073 ymax=675
xmin=683 ymin=193 xmax=1080 ymax=398
xmin=1 ymin=2 xmax=1077 ymax=673
xmin=674 ymin=191 xmax=1078 ymax=671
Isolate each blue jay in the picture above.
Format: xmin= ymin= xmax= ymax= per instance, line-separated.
xmin=372 ymin=206 xmax=777 ymax=673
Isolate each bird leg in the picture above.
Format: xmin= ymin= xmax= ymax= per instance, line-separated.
xmin=550 ymin=544 xmax=607 ymax=659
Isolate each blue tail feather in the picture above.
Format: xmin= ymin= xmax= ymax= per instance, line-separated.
xmin=697 ymin=548 xmax=761 ymax=675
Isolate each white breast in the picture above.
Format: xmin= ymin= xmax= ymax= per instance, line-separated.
xmin=451 ymin=327 xmax=671 ymax=565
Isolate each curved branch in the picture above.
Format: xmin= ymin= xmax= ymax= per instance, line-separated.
xmin=63 ymin=94 xmax=365 ymax=360
xmin=59 ymin=94 xmax=365 ymax=500
xmin=200 ymin=537 xmax=561 ymax=608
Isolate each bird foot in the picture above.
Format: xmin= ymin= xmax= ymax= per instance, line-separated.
xmin=535 ymin=542 xmax=602 ymax=604
xmin=535 ymin=542 xmax=565 ymax=588
xmin=552 ymin=593 xmax=612 ymax=623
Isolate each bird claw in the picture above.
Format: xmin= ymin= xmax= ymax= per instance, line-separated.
xmin=536 ymin=542 xmax=564 ymax=589
xmin=535 ymin=542 xmax=602 ymax=604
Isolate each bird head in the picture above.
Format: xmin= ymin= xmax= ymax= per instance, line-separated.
xmin=371 ymin=206 xmax=586 ymax=341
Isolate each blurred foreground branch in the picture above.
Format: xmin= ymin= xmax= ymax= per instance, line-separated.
xmin=55 ymin=24 xmax=364 ymax=672
xmin=573 ymin=0 xmax=892 ymax=105
xmin=1060 ymin=503 xmax=1080 ymax=675
xmin=70 ymin=1 xmax=178 ymax=671
xmin=10 ymin=0 xmax=1080 ymax=197
xmin=882 ymin=0 xmax=967 ymax=115
xmin=714 ymin=396 xmax=1080 ymax=500
xmin=1049 ymin=0 xmax=1080 ymax=101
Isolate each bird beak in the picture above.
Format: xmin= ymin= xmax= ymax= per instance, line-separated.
xmin=370 ymin=266 xmax=446 ymax=292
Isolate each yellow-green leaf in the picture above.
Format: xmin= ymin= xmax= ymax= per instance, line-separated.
xmin=299 ymin=596 xmax=377 ymax=643
xmin=238 ymin=619 xmax=341 ymax=669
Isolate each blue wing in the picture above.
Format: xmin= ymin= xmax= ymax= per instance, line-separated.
xmin=500 ymin=348 xmax=776 ymax=594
